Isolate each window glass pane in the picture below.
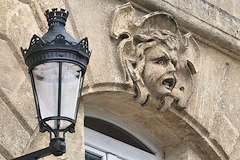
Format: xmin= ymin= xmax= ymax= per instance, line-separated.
xmin=85 ymin=152 xmax=102 ymax=160
xmin=85 ymin=145 xmax=107 ymax=160
xmin=85 ymin=128 xmax=159 ymax=160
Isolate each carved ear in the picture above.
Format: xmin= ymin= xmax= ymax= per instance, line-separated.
xmin=171 ymin=33 xmax=199 ymax=109
xmin=186 ymin=60 xmax=197 ymax=75
xmin=110 ymin=2 xmax=136 ymax=39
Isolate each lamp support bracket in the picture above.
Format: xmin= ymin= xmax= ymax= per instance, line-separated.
xmin=12 ymin=138 xmax=66 ymax=160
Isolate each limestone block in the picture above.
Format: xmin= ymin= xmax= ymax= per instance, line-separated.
xmin=68 ymin=0 xmax=126 ymax=87
xmin=0 ymin=155 xmax=5 ymax=160
xmin=178 ymin=0 xmax=196 ymax=14
xmin=185 ymin=42 xmax=240 ymax=156
xmin=34 ymin=0 xmax=65 ymax=12
xmin=186 ymin=43 xmax=222 ymax=128
xmin=187 ymin=42 xmax=240 ymax=124
xmin=0 ymin=39 xmax=25 ymax=96
xmin=0 ymin=39 xmax=36 ymax=130
xmin=230 ymin=139 xmax=240 ymax=160
xmin=210 ymin=113 xmax=239 ymax=155
xmin=165 ymin=143 xmax=202 ymax=160
xmin=2 ymin=0 xmax=42 ymax=56
xmin=233 ymin=0 xmax=240 ymax=19
xmin=176 ymin=0 xmax=239 ymax=39
xmin=133 ymin=0 xmax=240 ymax=45
xmin=32 ymin=0 xmax=76 ymax=38
xmin=9 ymin=79 xmax=37 ymax=131
xmin=0 ymin=154 xmax=6 ymax=160
xmin=188 ymin=149 xmax=202 ymax=160
xmin=0 ymin=98 xmax=30 ymax=157
xmin=0 ymin=0 xmax=20 ymax=35
xmin=205 ymin=0 xmax=234 ymax=15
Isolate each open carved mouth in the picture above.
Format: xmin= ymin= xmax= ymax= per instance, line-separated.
xmin=162 ymin=77 xmax=176 ymax=90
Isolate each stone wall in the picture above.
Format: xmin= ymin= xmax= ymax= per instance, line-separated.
xmin=0 ymin=0 xmax=240 ymax=160
xmin=0 ymin=0 xmax=84 ymax=159
xmin=206 ymin=0 xmax=240 ymax=18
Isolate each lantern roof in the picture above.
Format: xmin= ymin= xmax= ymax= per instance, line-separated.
xmin=21 ymin=8 xmax=91 ymax=72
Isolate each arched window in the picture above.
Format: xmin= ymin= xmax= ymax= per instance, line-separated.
xmin=84 ymin=117 xmax=159 ymax=160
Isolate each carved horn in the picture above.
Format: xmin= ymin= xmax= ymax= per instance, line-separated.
xmin=110 ymin=2 xmax=136 ymax=39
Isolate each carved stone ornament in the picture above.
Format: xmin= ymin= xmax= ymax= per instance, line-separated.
xmin=110 ymin=3 xmax=199 ymax=111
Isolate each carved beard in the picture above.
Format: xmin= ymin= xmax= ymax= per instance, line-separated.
xmin=141 ymin=68 xmax=177 ymax=111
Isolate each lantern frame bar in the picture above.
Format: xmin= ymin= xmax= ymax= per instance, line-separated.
xmin=56 ymin=62 xmax=62 ymax=137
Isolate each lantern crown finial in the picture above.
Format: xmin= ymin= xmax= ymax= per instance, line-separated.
xmin=45 ymin=8 xmax=69 ymax=27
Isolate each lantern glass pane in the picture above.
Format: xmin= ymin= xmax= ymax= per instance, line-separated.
xmin=32 ymin=62 xmax=59 ymax=128
xmin=60 ymin=63 xmax=82 ymax=129
xmin=32 ymin=62 xmax=83 ymax=130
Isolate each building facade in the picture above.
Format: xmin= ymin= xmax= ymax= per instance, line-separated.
xmin=0 ymin=0 xmax=240 ymax=159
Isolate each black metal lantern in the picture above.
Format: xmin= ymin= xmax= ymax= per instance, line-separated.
xmin=13 ymin=8 xmax=91 ymax=159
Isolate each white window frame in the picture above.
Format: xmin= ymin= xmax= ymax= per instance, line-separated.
xmin=85 ymin=127 xmax=159 ymax=160
xmin=85 ymin=145 xmax=107 ymax=160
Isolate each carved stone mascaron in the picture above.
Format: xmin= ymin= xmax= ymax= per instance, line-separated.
xmin=110 ymin=3 xmax=199 ymax=111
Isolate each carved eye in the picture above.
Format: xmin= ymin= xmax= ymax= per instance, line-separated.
xmin=154 ymin=57 xmax=168 ymax=65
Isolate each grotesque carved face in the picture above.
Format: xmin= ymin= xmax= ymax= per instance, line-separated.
xmin=142 ymin=43 xmax=177 ymax=99
xmin=111 ymin=4 xmax=197 ymax=109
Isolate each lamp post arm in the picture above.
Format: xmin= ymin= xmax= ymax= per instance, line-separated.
xmin=12 ymin=138 xmax=66 ymax=160
xmin=12 ymin=146 xmax=54 ymax=160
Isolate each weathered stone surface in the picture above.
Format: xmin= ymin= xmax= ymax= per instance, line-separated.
xmin=188 ymin=149 xmax=202 ymax=160
xmin=133 ymin=0 xmax=240 ymax=40
xmin=233 ymin=0 xmax=240 ymax=19
xmin=0 ymin=98 xmax=30 ymax=157
xmin=0 ymin=0 xmax=20 ymax=36
xmin=68 ymin=0 xmax=126 ymax=87
xmin=31 ymin=0 xmax=75 ymax=36
xmin=206 ymin=0 xmax=234 ymax=16
xmin=165 ymin=143 xmax=203 ymax=160
xmin=9 ymin=79 xmax=37 ymax=131
xmin=210 ymin=113 xmax=239 ymax=155
xmin=3 ymin=0 xmax=41 ymax=55
xmin=177 ymin=0 xmax=238 ymax=39
xmin=35 ymin=0 xmax=65 ymax=12
xmin=130 ymin=0 xmax=240 ymax=60
xmin=187 ymin=42 xmax=240 ymax=156
xmin=0 ymin=39 xmax=25 ymax=96
xmin=0 ymin=0 xmax=240 ymax=160
xmin=0 ymin=154 xmax=6 ymax=160
xmin=230 ymin=139 xmax=240 ymax=160
xmin=0 ymin=39 xmax=36 ymax=131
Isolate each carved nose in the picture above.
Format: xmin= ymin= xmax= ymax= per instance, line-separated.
xmin=167 ymin=62 xmax=176 ymax=72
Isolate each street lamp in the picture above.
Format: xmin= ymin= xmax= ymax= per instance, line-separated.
xmin=13 ymin=8 xmax=91 ymax=159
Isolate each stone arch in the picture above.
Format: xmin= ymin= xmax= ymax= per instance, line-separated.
xmin=82 ymin=83 xmax=228 ymax=160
